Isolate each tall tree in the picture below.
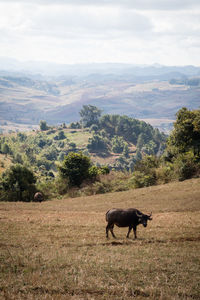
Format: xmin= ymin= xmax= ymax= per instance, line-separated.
xmin=168 ymin=107 xmax=200 ymax=156
xmin=79 ymin=105 xmax=102 ymax=128
xmin=39 ymin=120 xmax=49 ymax=131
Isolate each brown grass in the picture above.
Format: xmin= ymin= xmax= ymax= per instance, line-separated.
xmin=0 ymin=178 xmax=200 ymax=299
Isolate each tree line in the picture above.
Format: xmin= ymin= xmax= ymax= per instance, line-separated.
xmin=0 ymin=106 xmax=199 ymax=201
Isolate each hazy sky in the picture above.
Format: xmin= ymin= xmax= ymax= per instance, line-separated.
xmin=0 ymin=0 xmax=200 ymax=65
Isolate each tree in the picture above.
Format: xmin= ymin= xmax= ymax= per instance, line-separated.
xmin=80 ymin=105 xmax=102 ymax=128
xmin=136 ymin=133 xmax=145 ymax=150
xmin=135 ymin=150 xmax=142 ymax=161
xmin=41 ymin=146 xmax=58 ymax=161
xmin=123 ymin=144 xmax=129 ymax=158
xmin=69 ymin=122 xmax=81 ymax=129
xmin=0 ymin=164 xmax=37 ymax=202
xmin=58 ymin=152 xmax=92 ymax=187
xmin=168 ymin=107 xmax=200 ymax=156
xmin=39 ymin=120 xmax=49 ymax=131
xmin=68 ymin=142 xmax=76 ymax=151
xmin=17 ymin=132 xmax=27 ymax=142
xmin=111 ymin=136 xmax=126 ymax=153
xmin=54 ymin=130 xmax=66 ymax=140
xmin=131 ymin=155 xmax=158 ymax=188
xmin=1 ymin=143 xmax=10 ymax=156
xmin=90 ymin=124 xmax=99 ymax=133
xmin=13 ymin=153 xmax=23 ymax=164
xmin=87 ymin=134 xmax=108 ymax=153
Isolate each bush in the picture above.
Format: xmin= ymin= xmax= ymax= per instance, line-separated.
xmin=111 ymin=136 xmax=126 ymax=153
xmin=173 ymin=152 xmax=198 ymax=181
xmin=0 ymin=164 xmax=37 ymax=202
xmin=88 ymin=165 xmax=99 ymax=181
xmin=54 ymin=130 xmax=66 ymax=140
xmin=58 ymin=152 xmax=92 ymax=187
xmin=87 ymin=134 xmax=108 ymax=153
xmin=99 ymin=165 xmax=110 ymax=175
xmin=1 ymin=143 xmax=10 ymax=155
xmin=37 ymin=177 xmax=69 ymax=199
xmin=156 ymin=165 xmax=174 ymax=184
xmin=69 ymin=122 xmax=81 ymax=129
xmin=130 ymin=170 xmax=157 ymax=188
xmin=81 ymin=181 xmax=112 ymax=196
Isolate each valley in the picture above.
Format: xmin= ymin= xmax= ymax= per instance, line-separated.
xmin=1 ymin=63 xmax=200 ymax=133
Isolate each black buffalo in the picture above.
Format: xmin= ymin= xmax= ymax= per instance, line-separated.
xmin=33 ymin=192 xmax=44 ymax=202
xmin=106 ymin=208 xmax=152 ymax=239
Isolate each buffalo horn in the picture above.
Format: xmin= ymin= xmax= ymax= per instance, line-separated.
xmin=148 ymin=212 xmax=153 ymax=220
xmin=136 ymin=211 xmax=143 ymax=218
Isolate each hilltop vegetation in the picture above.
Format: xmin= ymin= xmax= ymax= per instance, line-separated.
xmin=0 ymin=108 xmax=165 ymax=173
xmin=0 ymin=105 xmax=167 ymax=200
xmin=0 ymin=106 xmax=200 ymax=202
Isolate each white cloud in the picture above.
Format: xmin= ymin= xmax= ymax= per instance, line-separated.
xmin=1 ymin=0 xmax=200 ymax=10
xmin=0 ymin=1 xmax=199 ymax=65
xmin=29 ymin=6 xmax=153 ymax=39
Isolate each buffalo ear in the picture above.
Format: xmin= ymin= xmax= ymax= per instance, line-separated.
xmin=149 ymin=217 xmax=153 ymax=221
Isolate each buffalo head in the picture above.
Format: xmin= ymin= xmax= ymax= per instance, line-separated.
xmin=136 ymin=211 xmax=152 ymax=227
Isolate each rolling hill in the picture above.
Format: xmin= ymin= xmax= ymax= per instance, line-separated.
xmin=0 ymin=63 xmax=200 ymax=133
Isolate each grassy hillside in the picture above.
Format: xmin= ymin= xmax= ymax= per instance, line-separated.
xmin=0 ymin=178 xmax=200 ymax=299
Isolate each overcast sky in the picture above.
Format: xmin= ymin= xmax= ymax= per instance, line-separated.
xmin=0 ymin=0 xmax=200 ymax=66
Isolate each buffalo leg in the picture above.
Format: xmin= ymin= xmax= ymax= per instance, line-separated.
xmin=106 ymin=224 xmax=109 ymax=238
xmin=126 ymin=226 xmax=132 ymax=238
xmin=110 ymin=224 xmax=116 ymax=238
xmin=133 ymin=225 xmax=137 ymax=239
xmin=106 ymin=224 xmax=116 ymax=238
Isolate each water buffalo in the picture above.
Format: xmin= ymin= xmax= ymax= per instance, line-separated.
xmin=33 ymin=192 xmax=44 ymax=202
xmin=106 ymin=208 xmax=152 ymax=239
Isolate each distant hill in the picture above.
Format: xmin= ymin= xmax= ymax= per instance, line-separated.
xmin=0 ymin=61 xmax=200 ymax=133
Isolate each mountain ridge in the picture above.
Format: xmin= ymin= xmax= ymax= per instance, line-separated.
xmin=0 ymin=61 xmax=200 ymax=133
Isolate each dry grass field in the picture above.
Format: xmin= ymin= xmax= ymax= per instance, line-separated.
xmin=0 ymin=178 xmax=200 ymax=299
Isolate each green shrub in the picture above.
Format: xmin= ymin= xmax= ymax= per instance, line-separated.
xmin=37 ymin=177 xmax=69 ymax=199
xmin=173 ymin=152 xmax=198 ymax=181
xmin=58 ymin=152 xmax=92 ymax=187
xmin=54 ymin=130 xmax=66 ymax=140
xmin=82 ymin=181 xmax=112 ymax=196
xmin=87 ymin=134 xmax=108 ymax=153
xmin=130 ymin=170 xmax=157 ymax=188
xmin=88 ymin=165 xmax=99 ymax=181
xmin=156 ymin=165 xmax=174 ymax=184
xmin=99 ymin=165 xmax=110 ymax=175
xmin=111 ymin=136 xmax=126 ymax=153
xmin=0 ymin=164 xmax=37 ymax=202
